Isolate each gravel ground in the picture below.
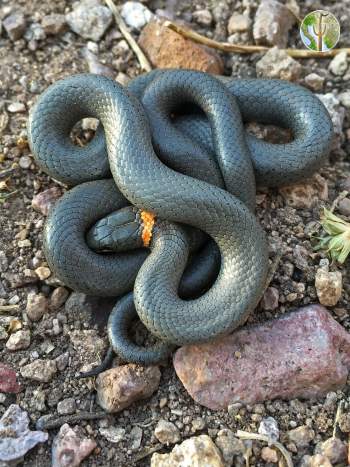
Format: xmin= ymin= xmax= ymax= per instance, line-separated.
xmin=1 ymin=0 xmax=350 ymax=466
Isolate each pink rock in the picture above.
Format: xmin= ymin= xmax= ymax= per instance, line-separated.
xmin=31 ymin=187 xmax=62 ymax=216
xmin=52 ymin=423 xmax=96 ymax=467
xmin=0 ymin=362 xmax=21 ymax=393
xmin=174 ymin=305 xmax=350 ymax=409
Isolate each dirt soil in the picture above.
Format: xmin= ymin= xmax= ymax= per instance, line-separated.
xmin=1 ymin=0 xmax=350 ymax=466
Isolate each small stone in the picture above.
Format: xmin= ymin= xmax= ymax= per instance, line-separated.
xmin=308 ymin=454 xmax=332 ymax=467
xmin=99 ymin=426 xmax=125 ymax=443
xmin=50 ymin=287 xmax=69 ymax=311
xmin=154 ymin=420 xmax=181 ymax=445
xmin=192 ymin=9 xmax=213 ymax=27
xmin=57 ymin=398 xmax=76 ymax=416
xmin=6 ymin=329 xmax=31 ymax=351
xmin=66 ymin=0 xmax=113 ymax=41
xmin=261 ymin=446 xmax=278 ymax=463
xmin=174 ymin=305 xmax=350 ymax=408
xmin=287 ymin=425 xmax=314 ymax=448
xmin=304 ymin=73 xmax=325 ymax=92
xmin=7 ymin=102 xmax=26 ymax=113
xmin=41 ymin=14 xmax=66 ymax=35
xmin=151 ymin=435 xmax=224 ymax=467
xmin=315 ymin=267 xmax=342 ymax=306
xmin=32 ymin=187 xmax=62 ymax=216
xmin=329 ymin=51 xmax=348 ymax=76
xmin=338 ymin=413 xmax=350 ymax=432
xmin=18 ymin=239 xmax=32 ymax=248
xmin=191 ymin=417 xmax=206 ymax=432
xmin=258 ymin=417 xmax=279 ymax=441
xmin=26 ymin=292 xmax=48 ymax=321
xmin=3 ymin=11 xmax=26 ymax=41
xmin=253 ymin=0 xmax=296 ymax=47
xmin=121 ymin=1 xmax=153 ymax=30
xmin=256 ymin=47 xmax=302 ymax=81
xmin=315 ymin=437 xmax=347 ymax=464
xmin=52 ymin=423 xmax=96 ymax=467
xmin=0 ymin=405 xmax=48 ymax=463
xmin=228 ymin=402 xmax=243 ymax=417
xmin=20 ymin=359 xmax=57 ymax=383
xmin=96 ymin=364 xmax=161 ymax=413
xmin=84 ymin=48 xmax=114 ymax=77
xmin=227 ymin=13 xmax=251 ymax=34
xmin=19 ymin=155 xmax=31 ymax=169
xmin=129 ymin=426 xmax=143 ymax=450
xmin=338 ymin=198 xmax=350 ymax=217
xmin=116 ymin=72 xmax=130 ymax=86
xmin=35 ymin=266 xmax=51 ymax=281
xmin=215 ymin=429 xmax=245 ymax=465
xmin=0 ymin=326 xmax=8 ymax=340
xmin=139 ymin=19 xmax=223 ymax=74
xmin=279 ymin=174 xmax=328 ymax=209
xmin=0 ymin=363 xmax=21 ymax=393
xmin=339 ymin=91 xmax=350 ymax=109
xmin=260 ymin=287 xmax=279 ymax=310
xmin=55 ymin=352 xmax=70 ymax=372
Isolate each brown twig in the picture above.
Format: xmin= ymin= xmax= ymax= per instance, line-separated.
xmin=236 ymin=430 xmax=294 ymax=467
xmin=36 ymin=411 xmax=107 ymax=430
xmin=332 ymin=400 xmax=345 ymax=438
xmin=164 ymin=20 xmax=350 ymax=59
xmin=104 ymin=0 xmax=152 ymax=72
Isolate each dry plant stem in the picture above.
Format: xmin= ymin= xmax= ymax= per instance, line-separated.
xmin=164 ymin=20 xmax=350 ymax=59
xmin=332 ymin=400 xmax=345 ymax=438
xmin=36 ymin=412 xmax=107 ymax=430
xmin=104 ymin=0 xmax=152 ymax=72
xmin=0 ymin=305 xmax=20 ymax=312
xmin=236 ymin=430 xmax=294 ymax=467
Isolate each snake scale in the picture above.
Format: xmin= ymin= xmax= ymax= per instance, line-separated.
xmin=28 ymin=70 xmax=333 ymax=368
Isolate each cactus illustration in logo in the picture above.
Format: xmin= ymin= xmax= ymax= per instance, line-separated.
xmin=300 ymin=10 xmax=340 ymax=51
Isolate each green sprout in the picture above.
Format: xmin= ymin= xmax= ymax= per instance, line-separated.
xmin=314 ymin=207 xmax=350 ymax=263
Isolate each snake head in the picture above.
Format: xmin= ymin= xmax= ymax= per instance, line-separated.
xmin=86 ymin=206 xmax=156 ymax=252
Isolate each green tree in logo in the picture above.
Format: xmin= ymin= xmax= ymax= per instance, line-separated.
xmin=300 ymin=10 xmax=340 ymax=52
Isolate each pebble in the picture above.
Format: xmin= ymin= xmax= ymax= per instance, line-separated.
xmin=66 ymin=0 xmax=113 ymax=41
xmin=287 ymin=425 xmax=314 ymax=448
xmin=41 ymin=14 xmax=66 ymax=35
xmin=253 ymin=0 xmax=296 ymax=47
xmin=315 ymin=436 xmax=347 ymax=464
xmin=154 ymin=419 xmax=181 ymax=445
xmin=55 ymin=352 xmax=70 ymax=372
xmin=35 ymin=266 xmax=51 ymax=280
xmin=20 ymin=359 xmax=57 ymax=383
xmin=279 ymin=174 xmax=328 ymax=209
xmin=338 ymin=412 xmax=350 ymax=432
xmin=258 ymin=417 xmax=279 ymax=441
xmin=338 ymin=91 xmax=350 ymax=108
xmin=261 ymin=446 xmax=278 ymax=463
xmin=7 ymin=102 xmax=26 ymax=113
xmin=215 ymin=429 xmax=245 ymax=465
xmin=308 ymin=454 xmax=332 ymax=467
xmin=174 ymin=305 xmax=350 ymax=408
xmin=260 ymin=286 xmax=279 ymax=310
xmin=0 ymin=405 xmax=48 ymax=464
xmin=338 ymin=197 xmax=350 ymax=216
xmin=99 ymin=426 xmax=126 ymax=443
xmin=304 ymin=73 xmax=325 ymax=92
xmin=139 ymin=19 xmax=224 ymax=74
xmin=256 ymin=47 xmax=302 ymax=81
xmin=315 ymin=266 xmax=342 ymax=306
xmin=52 ymin=423 xmax=96 ymax=467
xmin=50 ymin=287 xmax=69 ymax=311
xmin=192 ymin=9 xmax=213 ymax=27
xmin=151 ymin=435 xmax=224 ymax=467
xmin=19 ymin=155 xmax=32 ymax=169
xmin=96 ymin=364 xmax=161 ymax=413
xmin=31 ymin=187 xmax=62 ymax=216
xmin=84 ymin=48 xmax=114 ymax=77
xmin=3 ymin=11 xmax=26 ymax=41
xmin=329 ymin=51 xmax=348 ymax=76
xmin=227 ymin=13 xmax=251 ymax=34
xmin=57 ymin=398 xmax=76 ymax=416
xmin=0 ymin=363 xmax=21 ymax=393
xmin=6 ymin=329 xmax=31 ymax=351
xmin=129 ymin=426 xmax=143 ymax=450
xmin=121 ymin=1 xmax=153 ymax=30
xmin=26 ymin=292 xmax=48 ymax=321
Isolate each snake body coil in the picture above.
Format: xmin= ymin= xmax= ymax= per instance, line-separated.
xmin=28 ymin=70 xmax=333 ymax=365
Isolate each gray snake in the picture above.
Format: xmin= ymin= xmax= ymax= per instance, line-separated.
xmin=28 ymin=70 xmax=333 ymax=367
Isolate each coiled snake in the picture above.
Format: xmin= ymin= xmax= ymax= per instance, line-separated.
xmin=28 ymin=70 xmax=333 ymax=369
